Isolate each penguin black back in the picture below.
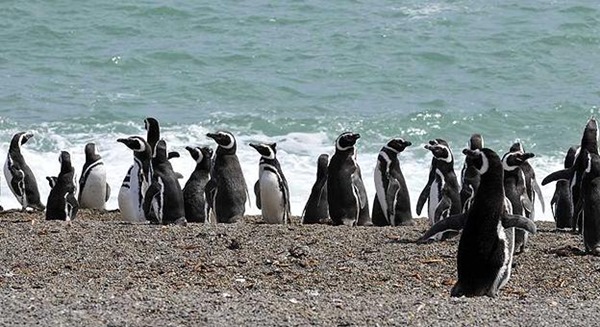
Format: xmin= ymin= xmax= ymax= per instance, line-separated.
xmin=46 ymin=151 xmax=78 ymax=221
xmin=302 ymin=154 xmax=329 ymax=224
xmin=183 ymin=146 xmax=213 ymax=223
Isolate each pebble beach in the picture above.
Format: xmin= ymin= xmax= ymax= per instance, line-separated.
xmin=1 ymin=210 xmax=599 ymax=326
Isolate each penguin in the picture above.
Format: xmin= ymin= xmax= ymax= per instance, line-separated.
xmin=117 ymin=136 xmax=152 ymax=223
xmin=46 ymin=151 xmax=79 ymax=221
xmin=205 ymin=131 xmax=247 ymax=223
xmin=417 ymin=148 xmax=537 ymax=297
xmin=578 ymin=149 xmax=600 ymax=255
xmin=250 ymin=142 xmax=291 ymax=224
xmin=460 ymin=134 xmax=484 ymax=213
xmin=544 ymin=118 xmax=599 ymax=233
xmin=144 ymin=117 xmax=182 ymax=176
xmin=416 ymin=139 xmax=461 ymax=226
xmin=4 ymin=132 xmax=45 ymax=211
xmin=301 ymin=154 xmax=329 ymax=224
xmin=509 ymin=140 xmax=545 ymax=218
xmin=78 ymin=143 xmax=111 ymax=210
xmin=143 ymin=140 xmax=186 ymax=225
xmin=327 ymin=132 xmax=371 ymax=226
xmin=182 ymin=146 xmax=213 ymax=223
xmin=502 ymin=150 xmax=536 ymax=254
xmin=372 ymin=138 xmax=413 ymax=226
xmin=550 ymin=146 xmax=577 ymax=229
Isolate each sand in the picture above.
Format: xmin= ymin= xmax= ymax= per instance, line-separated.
xmin=0 ymin=210 xmax=599 ymax=326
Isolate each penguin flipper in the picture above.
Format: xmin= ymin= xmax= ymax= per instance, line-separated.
xmin=502 ymin=214 xmax=536 ymax=234
xmin=174 ymin=172 xmax=184 ymax=179
xmin=532 ymin=179 xmax=545 ymax=213
xmin=521 ymin=194 xmax=534 ymax=213
xmin=168 ymin=151 xmax=180 ymax=159
xmin=105 ymin=183 xmax=111 ymax=202
xmin=9 ymin=166 xmax=25 ymax=197
xmin=204 ymin=179 xmax=216 ymax=209
xmin=253 ymin=180 xmax=261 ymax=209
xmin=542 ymin=168 xmax=572 ymax=185
xmin=433 ymin=194 xmax=452 ymax=223
xmin=351 ymin=172 xmax=368 ymax=209
xmin=142 ymin=182 xmax=161 ymax=224
xmin=416 ymin=185 xmax=430 ymax=216
xmin=385 ymin=178 xmax=400 ymax=223
xmin=416 ymin=213 xmax=467 ymax=244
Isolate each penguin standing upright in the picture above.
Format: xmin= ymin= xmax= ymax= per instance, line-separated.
xmin=372 ymin=138 xmax=413 ymax=226
xmin=46 ymin=151 xmax=79 ymax=221
xmin=117 ymin=136 xmax=152 ymax=222
xmin=327 ymin=132 xmax=371 ymax=226
xmin=250 ymin=142 xmax=291 ymax=224
xmin=418 ymin=148 xmax=537 ymax=297
xmin=143 ymin=140 xmax=186 ymax=225
xmin=78 ymin=143 xmax=111 ymax=210
xmin=551 ymin=146 xmax=577 ymax=229
xmin=460 ymin=134 xmax=484 ymax=212
xmin=183 ymin=146 xmax=213 ymax=223
xmin=502 ymin=150 xmax=536 ymax=254
xmin=4 ymin=132 xmax=45 ymax=211
xmin=145 ymin=117 xmax=180 ymax=162
xmin=509 ymin=140 xmax=545 ymax=218
xmin=544 ymin=118 xmax=599 ymax=234
xmin=417 ymin=139 xmax=461 ymax=225
xmin=301 ymin=154 xmax=329 ymax=224
xmin=205 ymin=131 xmax=247 ymax=223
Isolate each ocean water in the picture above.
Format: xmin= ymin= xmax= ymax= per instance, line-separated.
xmin=1 ymin=1 xmax=599 ymax=220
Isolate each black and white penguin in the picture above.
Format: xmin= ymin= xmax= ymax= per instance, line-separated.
xmin=550 ymin=146 xmax=577 ymax=229
xmin=301 ymin=154 xmax=329 ymax=224
xmin=117 ymin=136 xmax=153 ymax=223
xmin=250 ymin=142 xmax=291 ymax=224
xmin=327 ymin=132 xmax=371 ymax=226
xmin=418 ymin=148 xmax=536 ymax=297
xmin=578 ymin=149 xmax=600 ymax=255
xmin=372 ymin=138 xmax=413 ymax=226
xmin=544 ymin=118 xmax=599 ymax=233
xmin=145 ymin=117 xmax=180 ymax=161
xmin=416 ymin=139 xmax=461 ymax=226
xmin=502 ymin=150 xmax=536 ymax=254
xmin=4 ymin=132 xmax=45 ymax=211
xmin=509 ymin=140 xmax=545 ymax=218
xmin=46 ymin=151 xmax=79 ymax=221
xmin=143 ymin=140 xmax=186 ymax=225
xmin=205 ymin=131 xmax=247 ymax=223
xmin=46 ymin=176 xmax=58 ymax=189
xmin=182 ymin=146 xmax=213 ymax=223
xmin=78 ymin=143 xmax=110 ymax=210
xmin=460 ymin=134 xmax=484 ymax=212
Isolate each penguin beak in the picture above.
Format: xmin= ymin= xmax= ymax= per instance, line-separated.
xmin=206 ymin=133 xmax=218 ymax=140
xmin=167 ymin=151 xmax=180 ymax=160
xmin=523 ymin=152 xmax=535 ymax=160
xmin=404 ymin=141 xmax=412 ymax=147
xmin=424 ymin=144 xmax=432 ymax=150
xmin=185 ymin=146 xmax=195 ymax=153
xmin=351 ymin=133 xmax=361 ymax=141
xmin=117 ymin=138 xmax=135 ymax=148
xmin=249 ymin=143 xmax=260 ymax=151
xmin=463 ymin=148 xmax=478 ymax=157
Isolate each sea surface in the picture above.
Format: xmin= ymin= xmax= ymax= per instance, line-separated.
xmin=1 ymin=1 xmax=599 ymax=219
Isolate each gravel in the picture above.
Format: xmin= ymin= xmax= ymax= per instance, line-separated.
xmin=0 ymin=210 xmax=599 ymax=326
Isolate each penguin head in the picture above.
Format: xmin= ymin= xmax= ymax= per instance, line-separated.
xmin=424 ymin=139 xmax=453 ymax=163
xmin=335 ymin=132 xmax=360 ymax=152
xmin=249 ymin=143 xmax=277 ymax=160
xmin=10 ymin=132 xmax=34 ymax=150
xmin=207 ymin=131 xmax=236 ymax=151
xmin=509 ymin=139 xmax=525 ymax=153
xmin=468 ymin=133 xmax=484 ymax=150
xmin=84 ymin=143 xmax=102 ymax=162
xmin=117 ymin=136 xmax=149 ymax=153
xmin=153 ymin=139 xmax=168 ymax=163
xmin=501 ymin=151 xmax=535 ymax=171
xmin=565 ymin=146 xmax=579 ymax=169
xmin=463 ymin=148 xmax=501 ymax=176
xmin=46 ymin=176 xmax=58 ymax=189
xmin=144 ymin=117 xmax=159 ymax=131
xmin=582 ymin=117 xmax=599 ymax=152
xmin=185 ymin=145 xmax=213 ymax=164
xmin=58 ymin=151 xmax=74 ymax=174
xmin=384 ymin=138 xmax=412 ymax=154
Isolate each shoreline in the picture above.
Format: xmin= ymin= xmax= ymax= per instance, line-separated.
xmin=0 ymin=210 xmax=598 ymax=326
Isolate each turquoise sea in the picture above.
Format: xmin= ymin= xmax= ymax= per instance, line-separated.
xmin=1 ymin=1 xmax=599 ymax=218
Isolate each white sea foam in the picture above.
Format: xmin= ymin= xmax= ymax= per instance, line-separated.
xmin=0 ymin=125 xmax=561 ymax=222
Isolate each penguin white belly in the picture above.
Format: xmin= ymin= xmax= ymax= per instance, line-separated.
xmin=259 ymin=172 xmax=285 ymax=224
xmin=118 ymin=165 xmax=145 ymax=222
xmin=80 ymin=167 xmax=107 ymax=210
xmin=373 ymin=163 xmax=388 ymax=219
xmin=428 ymin=180 xmax=440 ymax=224
xmin=4 ymin=157 xmax=24 ymax=205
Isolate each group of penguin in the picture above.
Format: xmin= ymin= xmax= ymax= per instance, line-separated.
xmin=3 ymin=115 xmax=598 ymax=297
